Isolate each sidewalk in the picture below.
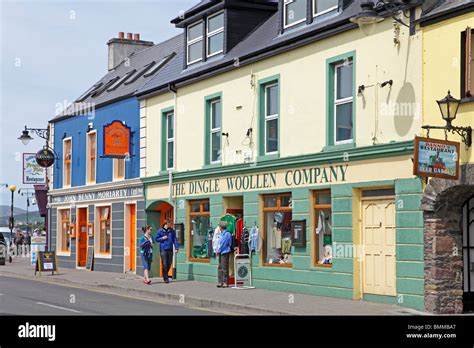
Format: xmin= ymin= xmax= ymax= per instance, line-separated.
xmin=0 ymin=258 xmax=424 ymax=316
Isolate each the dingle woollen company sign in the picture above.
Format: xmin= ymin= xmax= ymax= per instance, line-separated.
xmin=103 ymin=120 xmax=131 ymax=157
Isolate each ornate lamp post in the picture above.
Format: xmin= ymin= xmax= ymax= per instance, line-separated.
xmin=422 ymin=91 xmax=472 ymax=147
xmin=8 ymin=185 xmax=16 ymax=263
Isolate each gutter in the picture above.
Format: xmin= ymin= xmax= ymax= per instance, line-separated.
xmin=418 ymin=2 xmax=474 ymax=27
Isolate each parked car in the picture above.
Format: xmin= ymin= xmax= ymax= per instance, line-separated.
xmin=0 ymin=232 xmax=6 ymax=265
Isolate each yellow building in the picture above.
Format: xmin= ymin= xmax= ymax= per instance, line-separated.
xmin=136 ymin=0 xmax=434 ymax=311
xmin=419 ymin=2 xmax=474 ymax=314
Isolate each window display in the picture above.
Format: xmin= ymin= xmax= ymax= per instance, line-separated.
xmin=98 ymin=206 xmax=111 ymax=254
xmin=263 ymin=193 xmax=292 ymax=265
xmin=59 ymin=209 xmax=71 ymax=252
xmin=189 ymin=199 xmax=210 ymax=260
xmin=314 ymin=190 xmax=333 ymax=266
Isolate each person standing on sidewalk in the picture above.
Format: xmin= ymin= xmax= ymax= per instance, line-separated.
xmin=155 ymin=220 xmax=179 ymax=284
xmin=216 ymin=221 xmax=235 ymax=288
xmin=139 ymin=225 xmax=154 ymax=285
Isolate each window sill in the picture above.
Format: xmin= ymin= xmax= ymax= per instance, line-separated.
xmin=461 ymin=97 xmax=474 ymax=104
xmin=95 ymin=253 xmax=112 ymax=259
xmin=57 ymin=251 xmax=71 ymax=257
xmin=203 ymin=163 xmax=222 ymax=170
xmin=263 ymin=263 xmax=292 ymax=268
xmin=256 ymin=153 xmax=279 ymax=162
xmin=312 ymin=263 xmax=333 ymax=269
xmin=189 ymin=258 xmax=210 ymax=263
xmin=323 ymin=143 xmax=356 ymax=152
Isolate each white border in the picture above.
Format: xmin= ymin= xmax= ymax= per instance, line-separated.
xmin=56 ymin=207 xmax=72 ymax=257
xmin=94 ymin=203 xmax=113 ymax=259
xmin=334 ymin=61 xmax=354 ymax=145
xmin=187 ymin=20 xmax=204 ymax=65
xmin=206 ymin=10 xmax=224 ymax=58
xmin=62 ymin=137 xmax=72 ymax=188
xmin=85 ymin=131 xmax=97 ymax=185
xmin=283 ymin=0 xmax=307 ymax=29
xmin=264 ymin=83 xmax=279 ymax=155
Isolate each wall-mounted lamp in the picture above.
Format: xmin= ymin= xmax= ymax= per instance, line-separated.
xmin=222 ymin=132 xmax=229 ymax=137
xmin=86 ymin=122 xmax=94 ymax=133
xmin=380 ymin=80 xmax=393 ymax=88
xmin=246 ymin=128 xmax=253 ymax=137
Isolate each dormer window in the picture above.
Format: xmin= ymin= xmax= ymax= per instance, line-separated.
xmin=313 ymin=0 xmax=338 ymax=18
xmin=187 ymin=21 xmax=204 ymax=65
xmin=207 ymin=11 xmax=224 ymax=58
xmin=284 ymin=0 xmax=306 ymax=28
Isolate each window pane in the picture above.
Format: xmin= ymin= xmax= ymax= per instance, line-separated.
xmin=316 ymin=208 xmax=332 ymax=264
xmin=211 ymin=132 xmax=221 ymax=162
xmin=167 ymin=114 xmax=174 ymax=139
xmin=167 ymin=141 xmax=174 ymax=168
xmin=188 ymin=22 xmax=203 ymax=41
xmin=208 ymin=13 xmax=223 ymax=33
xmin=281 ymin=195 xmax=292 ymax=207
xmin=190 ymin=215 xmax=210 ymax=259
xmin=316 ymin=191 xmax=331 ymax=205
xmin=285 ymin=0 xmax=306 ymax=26
xmin=91 ymin=158 xmax=96 ymax=181
xmin=191 ymin=202 xmax=201 ymax=213
xmin=211 ymin=100 xmax=221 ymax=129
xmin=266 ymin=84 xmax=278 ymax=116
xmin=202 ymin=201 xmax=210 ymax=212
xmin=208 ymin=31 xmax=224 ymax=56
xmin=265 ymin=196 xmax=277 ymax=207
xmin=314 ymin=0 xmax=338 ymax=14
xmin=188 ymin=41 xmax=203 ymax=63
xmin=265 ymin=211 xmax=293 ymax=264
xmin=266 ymin=118 xmax=278 ymax=153
xmin=336 ymin=102 xmax=353 ymax=142
xmin=336 ymin=62 xmax=353 ymax=100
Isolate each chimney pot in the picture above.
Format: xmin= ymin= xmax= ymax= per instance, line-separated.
xmin=118 ymin=32 xmax=124 ymax=39
xmin=127 ymin=33 xmax=133 ymax=40
xmin=134 ymin=33 xmax=140 ymax=41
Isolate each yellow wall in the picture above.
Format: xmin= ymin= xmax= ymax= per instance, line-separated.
xmin=144 ymin=19 xmax=422 ymax=176
xmin=422 ymin=12 xmax=474 ymax=164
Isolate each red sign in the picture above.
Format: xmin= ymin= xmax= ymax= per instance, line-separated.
xmin=103 ymin=121 xmax=131 ymax=157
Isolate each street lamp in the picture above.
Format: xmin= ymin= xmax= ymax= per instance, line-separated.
xmin=350 ymin=1 xmax=383 ymax=36
xmin=18 ymin=126 xmax=50 ymax=147
xmin=9 ymin=185 xmax=16 ymax=263
xmin=18 ymin=129 xmax=34 ymax=145
xmin=422 ymin=91 xmax=472 ymax=147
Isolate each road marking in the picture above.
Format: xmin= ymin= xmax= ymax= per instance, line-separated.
xmin=36 ymin=302 xmax=81 ymax=313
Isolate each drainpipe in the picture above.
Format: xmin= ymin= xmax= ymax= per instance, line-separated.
xmin=168 ymin=83 xmax=178 ymax=280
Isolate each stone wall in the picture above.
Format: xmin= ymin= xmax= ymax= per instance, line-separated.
xmin=421 ymin=164 xmax=474 ymax=314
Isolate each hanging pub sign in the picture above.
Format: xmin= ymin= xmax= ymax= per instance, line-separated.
xmin=35 ymin=148 xmax=55 ymax=168
xmin=23 ymin=153 xmax=46 ymax=184
xmin=413 ymin=136 xmax=460 ymax=180
xmin=103 ymin=120 xmax=131 ymax=158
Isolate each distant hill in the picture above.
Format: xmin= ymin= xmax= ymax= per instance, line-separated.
xmin=0 ymin=205 xmax=42 ymax=227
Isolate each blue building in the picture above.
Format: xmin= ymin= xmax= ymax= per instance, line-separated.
xmin=48 ymin=32 xmax=181 ymax=274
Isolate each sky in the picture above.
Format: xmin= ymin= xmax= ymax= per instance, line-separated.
xmin=0 ymin=0 xmax=199 ymax=211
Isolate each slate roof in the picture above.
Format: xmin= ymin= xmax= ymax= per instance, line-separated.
xmin=137 ymin=0 xmax=362 ymax=98
xmin=52 ymin=33 xmax=183 ymax=121
xmin=420 ymin=0 xmax=474 ymax=24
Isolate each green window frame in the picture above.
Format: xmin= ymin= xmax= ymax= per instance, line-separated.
xmin=325 ymin=51 xmax=356 ymax=150
xmin=258 ymin=74 xmax=280 ymax=160
xmin=204 ymin=92 xmax=223 ymax=166
xmin=161 ymin=106 xmax=174 ymax=171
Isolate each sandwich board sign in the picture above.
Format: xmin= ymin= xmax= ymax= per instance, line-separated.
xmin=232 ymin=254 xmax=255 ymax=290
xmin=35 ymin=251 xmax=58 ymax=276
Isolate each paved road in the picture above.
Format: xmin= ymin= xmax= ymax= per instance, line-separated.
xmin=0 ymin=276 xmax=213 ymax=315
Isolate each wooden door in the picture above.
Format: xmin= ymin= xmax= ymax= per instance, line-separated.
xmin=129 ymin=204 xmax=136 ymax=272
xmin=78 ymin=208 xmax=88 ymax=267
xmin=362 ymin=199 xmax=396 ymax=296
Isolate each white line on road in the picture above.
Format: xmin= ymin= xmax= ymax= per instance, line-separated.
xmin=36 ymin=302 xmax=81 ymax=313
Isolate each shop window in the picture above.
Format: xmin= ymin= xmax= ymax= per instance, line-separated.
xmin=97 ymin=206 xmax=111 ymax=254
xmin=113 ymin=158 xmax=125 ymax=180
xmin=86 ymin=131 xmax=96 ymax=184
xmin=313 ymin=0 xmax=338 ymax=18
xmin=314 ymin=190 xmax=332 ymax=266
xmin=462 ymin=27 xmax=473 ymax=98
xmin=58 ymin=209 xmax=71 ymax=253
xmin=284 ymin=0 xmax=306 ymax=28
xmin=263 ymin=193 xmax=293 ymax=266
xmin=63 ymin=138 xmax=72 ymax=187
xmin=187 ymin=21 xmax=204 ymax=65
xmin=207 ymin=11 xmax=224 ymax=57
xmin=189 ymin=199 xmax=210 ymax=261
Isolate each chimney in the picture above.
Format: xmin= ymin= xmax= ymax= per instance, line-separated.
xmin=107 ymin=32 xmax=154 ymax=71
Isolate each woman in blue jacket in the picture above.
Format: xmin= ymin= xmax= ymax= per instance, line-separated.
xmin=139 ymin=225 xmax=153 ymax=285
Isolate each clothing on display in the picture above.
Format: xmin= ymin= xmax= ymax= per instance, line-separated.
xmin=212 ymin=226 xmax=221 ymax=255
xmin=281 ymin=238 xmax=292 ymax=254
xmin=265 ymin=210 xmax=292 ymax=264
xmin=272 ymin=223 xmax=282 ymax=249
xmin=240 ymin=227 xmax=250 ymax=255
xmin=316 ymin=210 xmax=333 ymax=264
xmin=191 ymin=216 xmax=210 ymax=259
xmin=249 ymin=226 xmax=261 ymax=253
xmin=220 ymin=214 xmax=237 ymax=235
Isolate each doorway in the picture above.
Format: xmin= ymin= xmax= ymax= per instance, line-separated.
xmin=361 ymin=197 xmax=396 ymax=296
xmin=463 ymin=195 xmax=474 ymax=312
xmin=77 ymin=207 xmax=88 ymax=268
xmin=157 ymin=202 xmax=174 ymax=278
xmin=125 ymin=203 xmax=137 ymax=273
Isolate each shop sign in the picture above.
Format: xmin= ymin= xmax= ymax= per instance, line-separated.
xmin=413 ymin=137 xmax=459 ymax=180
xmin=103 ymin=120 xmax=131 ymax=158
xmin=23 ymin=153 xmax=46 ymax=184
xmin=51 ymin=186 xmax=143 ymax=204
xmin=35 ymin=148 xmax=55 ymax=168
xmin=172 ymin=164 xmax=348 ymax=197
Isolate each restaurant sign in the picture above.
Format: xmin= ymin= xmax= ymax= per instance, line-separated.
xmin=52 ymin=186 xmax=143 ymax=204
xmin=413 ymin=136 xmax=459 ymax=180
